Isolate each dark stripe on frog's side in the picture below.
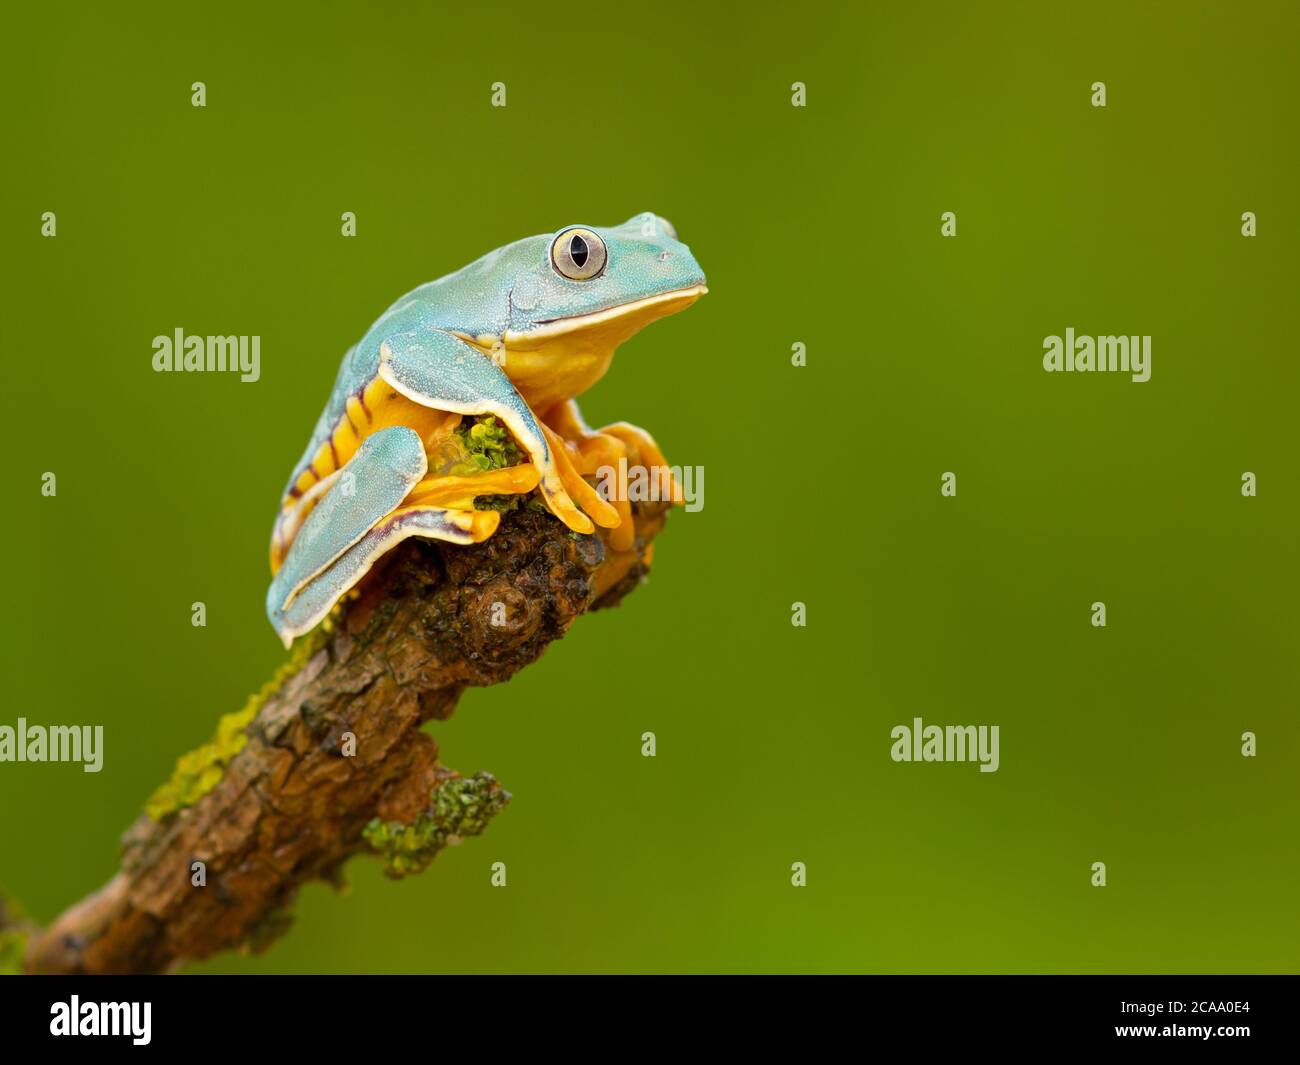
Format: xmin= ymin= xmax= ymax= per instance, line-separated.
xmin=279 ymin=342 xmax=382 ymax=502
xmin=283 ymin=376 xmax=428 ymax=509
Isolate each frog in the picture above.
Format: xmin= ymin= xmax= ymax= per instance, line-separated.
xmin=265 ymin=212 xmax=707 ymax=647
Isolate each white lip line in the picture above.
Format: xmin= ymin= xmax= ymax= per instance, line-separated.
xmin=505 ymin=283 xmax=708 ymax=340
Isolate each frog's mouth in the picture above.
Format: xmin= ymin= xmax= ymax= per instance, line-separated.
xmin=503 ymin=284 xmax=707 ymax=351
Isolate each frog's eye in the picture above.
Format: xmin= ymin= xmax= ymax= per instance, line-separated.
xmin=551 ymin=227 xmax=607 ymax=281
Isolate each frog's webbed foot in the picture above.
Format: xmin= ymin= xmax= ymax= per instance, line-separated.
xmin=537 ymin=422 xmax=623 ymax=533
xmin=544 ymin=400 xmax=683 ymax=553
xmin=599 ymin=421 xmax=683 ymax=506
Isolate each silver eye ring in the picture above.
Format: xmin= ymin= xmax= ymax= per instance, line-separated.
xmin=551 ymin=227 xmax=607 ymax=281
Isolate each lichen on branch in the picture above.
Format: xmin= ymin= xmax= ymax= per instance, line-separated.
xmin=364 ymin=771 xmax=511 ymax=878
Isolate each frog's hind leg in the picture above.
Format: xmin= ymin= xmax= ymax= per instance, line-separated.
xmin=267 ymin=425 xmax=428 ymax=646
xmin=269 ymin=503 xmax=498 ymax=648
xmin=267 ymin=426 xmax=540 ymax=647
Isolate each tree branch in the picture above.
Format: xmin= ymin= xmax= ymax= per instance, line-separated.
xmin=23 ymin=501 xmax=668 ymax=974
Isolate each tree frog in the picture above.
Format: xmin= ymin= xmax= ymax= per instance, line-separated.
xmin=266 ymin=212 xmax=707 ymax=647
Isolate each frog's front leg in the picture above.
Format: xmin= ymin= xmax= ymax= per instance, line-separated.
xmin=378 ymin=329 xmax=605 ymax=535
xmin=544 ymin=400 xmax=683 ymax=552
xmin=266 ymin=425 xmax=532 ymax=647
xmin=269 ymin=426 xmax=427 ymax=617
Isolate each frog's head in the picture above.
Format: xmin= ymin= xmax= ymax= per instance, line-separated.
xmin=489 ymin=212 xmax=708 ymax=408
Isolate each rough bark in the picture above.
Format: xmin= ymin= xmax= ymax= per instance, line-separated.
xmin=22 ymin=501 xmax=668 ymax=974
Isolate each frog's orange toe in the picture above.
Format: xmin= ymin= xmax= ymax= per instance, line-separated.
xmin=464 ymin=508 xmax=501 ymax=541
xmin=606 ymin=507 xmax=636 ymax=552
xmin=540 ymin=422 xmax=621 ymax=530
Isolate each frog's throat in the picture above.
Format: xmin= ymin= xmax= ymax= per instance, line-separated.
xmin=500 ymin=283 xmax=707 ymax=352
xmin=452 ymin=283 xmax=705 ymax=411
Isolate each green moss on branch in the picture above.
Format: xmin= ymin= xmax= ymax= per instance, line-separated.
xmin=364 ymin=772 xmax=511 ymax=878
xmin=455 ymin=415 xmax=522 ymax=471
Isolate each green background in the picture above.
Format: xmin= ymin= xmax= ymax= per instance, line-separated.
xmin=2 ymin=1 xmax=1296 ymax=973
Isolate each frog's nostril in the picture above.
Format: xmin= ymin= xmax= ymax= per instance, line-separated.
xmin=657 ymin=251 xmax=671 ymax=262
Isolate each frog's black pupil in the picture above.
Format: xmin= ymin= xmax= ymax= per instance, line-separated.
xmin=569 ymin=234 xmax=589 ymax=268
